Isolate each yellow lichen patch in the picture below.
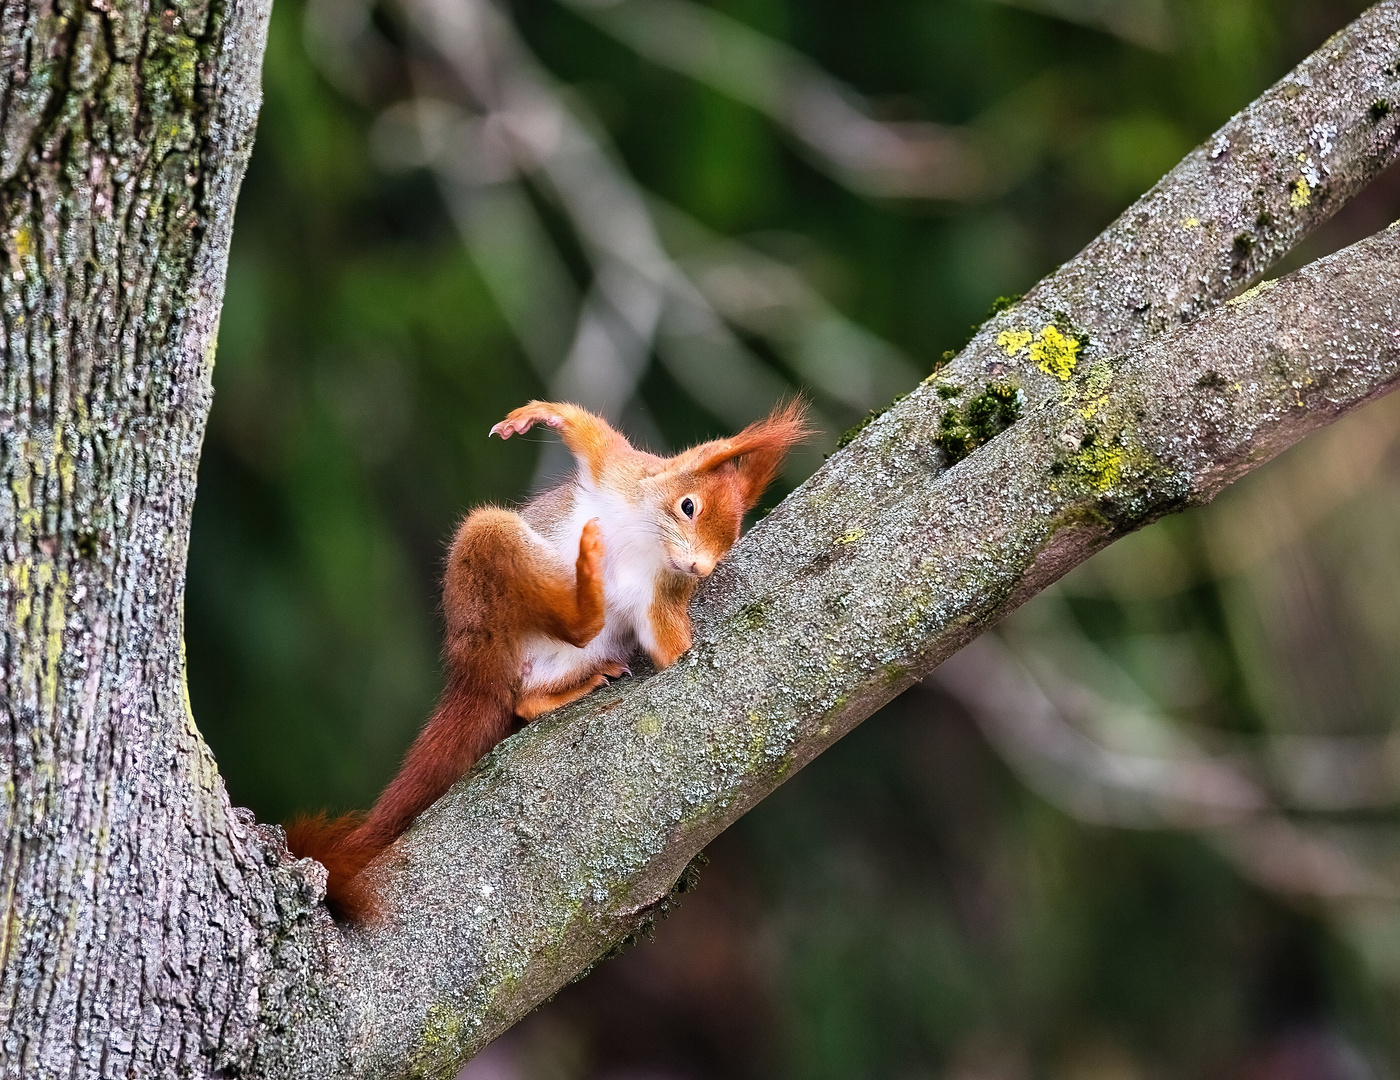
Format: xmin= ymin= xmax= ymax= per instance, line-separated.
xmin=1083 ymin=360 xmax=1113 ymax=398
xmin=41 ymin=571 xmax=69 ymax=712
xmin=1030 ymin=326 xmax=1081 ymax=381
xmin=1181 ymin=217 xmax=1201 ymax=229
xmin=10 ymin=461 xmax=32 ymax=509
xmin=13 ymin=226 xmax=32 ymax=260
xmin=636 ymin=713 xmax=661 ymax=741
xmin=0 ymin=869 xmax=19 ymax=976
xmin=836 ymin=528 xmax=865 ymax=546
xmin=997 ymin=329 xmax=1033 ymax=358
xmin=1228 ymin=278 xmax=1279 ymax=306
xmin=1070 ymin=444 xmax=1126 ymax=490
xmin=58 ymin=451 xmax=75 ymax=496
xmin=1290 ymin=176 xmax=1311 ymax=209
xmin=11 ymin=559 xmax=32 ymax=627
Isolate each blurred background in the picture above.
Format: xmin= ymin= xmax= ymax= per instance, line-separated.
xmin=186 ymin=0 xmax=1400 ymax=1076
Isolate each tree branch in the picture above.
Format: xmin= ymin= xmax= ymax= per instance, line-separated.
xmin=261 ymin=5 xmax=1400 ymax=1077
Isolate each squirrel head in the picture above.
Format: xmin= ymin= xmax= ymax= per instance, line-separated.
xmin=646 ymin=399 xmax=813 ymax=579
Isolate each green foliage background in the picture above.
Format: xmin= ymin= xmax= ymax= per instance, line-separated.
xmin=188 ymin=0 xmax=1400 ymax=1075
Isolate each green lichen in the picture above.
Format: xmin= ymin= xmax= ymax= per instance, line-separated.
xmin=882 ymin=662 xmax=910 ymax=688
xmin=1082 ymin=360 xmax=1113 ymax=399
xmin=935 ymin=383 xmax=1023 ymax=464
xmin=1371 ymin=99 xmax=1393 ymax=123
xmin=985 ymin=294 xmax=1023 ymax=320
xmin=10 ymin=559 xmax=32 ymax=628
xmin=735 ymin=599 xmax=770 ymax=631
xmin=41 ymin=570 xmax=68 ymax=711
xmin=1051 ymin=412 xmax=1161 ymax=499
xmin=408 ymin=1003 xmax=467 ymax=1080
xmin=1073 ymin=360 xmax=1116 ymax=421
xmin=1228 ymin=278 xmax=1278 ymax=306
xmin=1059 ymin=437 xmax=1127 ymax=490
xmin=11 ymin=557 xmax=66 ymax=701
xmin=1047 ymin=372 xmax=1181 ymax=522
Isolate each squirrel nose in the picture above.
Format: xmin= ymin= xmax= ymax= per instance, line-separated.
xmin=690 ymin=559 xmax=714 ymax=577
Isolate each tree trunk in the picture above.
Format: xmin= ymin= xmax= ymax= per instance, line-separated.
xmin=0 ymin=0 xmax=297 ymax=1075
xmin=1 ymin=1 xmax=1399 ymax=1079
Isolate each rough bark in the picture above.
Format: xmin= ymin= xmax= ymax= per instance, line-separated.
xmin=0 ymin=0 xmax=286 ymax=1076
xmin=2 ymin=1 xmax=1399 ymax=1079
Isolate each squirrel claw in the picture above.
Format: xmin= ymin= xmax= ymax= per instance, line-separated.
xmin=491 ymin=408 xmax=565 ymax=440
xmin=491 ymin=418 xmax=529 ymax=440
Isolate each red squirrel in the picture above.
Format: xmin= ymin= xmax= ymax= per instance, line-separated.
xmin=287 ymin=398 xmax=811 ymax=921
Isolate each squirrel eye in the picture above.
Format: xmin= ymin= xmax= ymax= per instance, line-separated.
xmin=680 ymin=497 xmax=696 ymax=519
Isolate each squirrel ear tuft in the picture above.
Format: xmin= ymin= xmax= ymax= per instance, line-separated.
xmin=694 ymin=398 xmax=814 ymax=509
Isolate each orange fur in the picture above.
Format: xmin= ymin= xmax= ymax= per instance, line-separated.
xmin=286 ymin=400 xmax=811 ymax=921
xmin=646 ymin=574 xmax=697 ymax=668
xmin=679 ymin=399 xmax=813 ymax=507
xmin=492 ymin=401 xmax=628 ymax=483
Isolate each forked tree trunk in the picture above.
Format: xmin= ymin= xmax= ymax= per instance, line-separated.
xmin=1 ymin=1 xmax=1399 ymax=1079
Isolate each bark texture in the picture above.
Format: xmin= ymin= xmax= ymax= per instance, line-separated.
xmin=0 ymin=0 xmax=289 ymax=1076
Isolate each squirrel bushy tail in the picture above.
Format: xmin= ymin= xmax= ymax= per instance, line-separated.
xmin=286 ymin=675 xmax=513 ymax=921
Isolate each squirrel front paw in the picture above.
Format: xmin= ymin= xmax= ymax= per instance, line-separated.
xmin=490 ymin=402 xmax=565 ymax=440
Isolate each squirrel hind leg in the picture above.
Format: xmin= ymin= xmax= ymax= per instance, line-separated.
xmin=447 ymin=509 xmax=603 ymax=650
xmin=516 ymin=669 xmax=615 ymax=720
